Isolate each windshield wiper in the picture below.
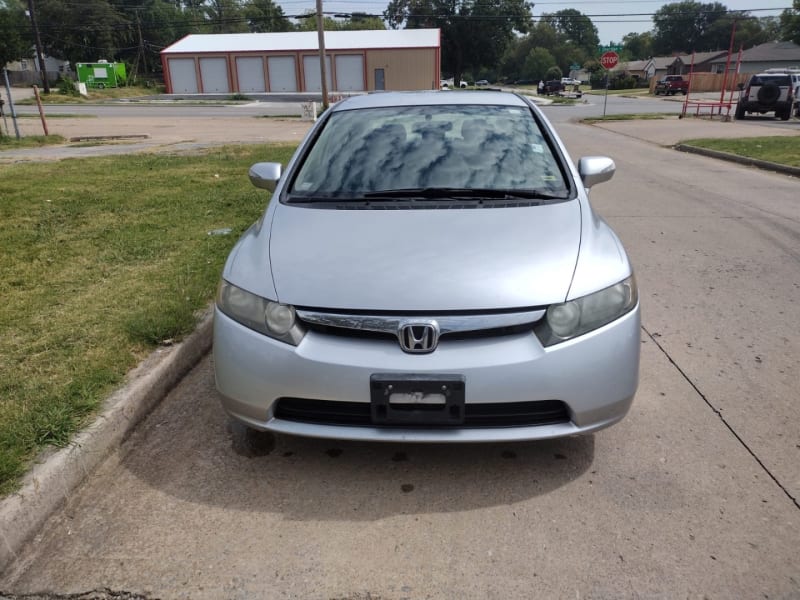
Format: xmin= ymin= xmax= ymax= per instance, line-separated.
xmin=362 ymin=188 xmax=568 ymax=201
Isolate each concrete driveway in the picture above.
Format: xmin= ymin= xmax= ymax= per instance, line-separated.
xmin=1 ymin=109 xmax=799 ymax=599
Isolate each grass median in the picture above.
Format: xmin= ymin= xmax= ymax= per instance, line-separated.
xmin=0 ymin=143 xmax=296 ymax=494
xmin=16 ymin=85 xmax=164 ymax=105
xmin=680 ymin=136 xmax=800 ymax=168
xmin=0 ymin=134 xmax=66 ymax=149
xmin=583 ymin=113 xmax=678 ymax=123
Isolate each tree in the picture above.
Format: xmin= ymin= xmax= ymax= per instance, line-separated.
xmin=521 ymin=47 xmax=555 ymax=81
xmin=0 ymin=0 xmax=31 ymax=68
xmin=540 ymin=9 xmax=598 ymax=55
xmin=781 ymin=0 xmax=800 ymax=44
xmin=384 ymin=0 xmax=533 ymax=87
xmin=500 ymin=17 xmax=598 ymax=81
xmin=295 ymin=12 xmax=385 ymax=32
xmin=622 ymin=31 xmax=653 ymax=60
xmin=204 ymin=0 xmax=248 ymax=33
xmin=36 ymin=0 xmax=126 ymax=65
xmin=703 ymin=11 xmax=778 ymax=52
xmin=244 ymin=0 xmax=292 ymax=32
xmin=544 ymin=65 xmax=561 ymax=80
xmin=652 ymin=1 xmax=728 ymax=54
xmin=110 ymin=0 xmax=194 ymax=75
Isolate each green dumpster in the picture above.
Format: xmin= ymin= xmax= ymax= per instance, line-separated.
xmin=76 ymin=61 xmax=127 ymax=89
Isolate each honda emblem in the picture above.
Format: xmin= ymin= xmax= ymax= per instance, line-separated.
xmin=398 ymin=321 xmax=440 ymax=354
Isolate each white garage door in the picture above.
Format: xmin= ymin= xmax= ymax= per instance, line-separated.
xmin=303 ymin=55 xmax=332 ymax=92
xmin=168 ymin=58 xmax=198 ymax=94
xmin=335 ymin=55 xmax=365 ymax=91
xmin=199 ymin=57 xmax=229 ymax=93
xmin=236 ymin=57 xmax=266 ymax=93
xmin=268 ymin=56 xmax=297 ymax=92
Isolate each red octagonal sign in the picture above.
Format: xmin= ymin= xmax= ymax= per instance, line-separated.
xmin=600 ymin=51 xmax=619 ymax=70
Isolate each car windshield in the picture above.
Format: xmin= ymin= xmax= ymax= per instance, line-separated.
xmin=288 ymin=104 xmax=570 ymax=200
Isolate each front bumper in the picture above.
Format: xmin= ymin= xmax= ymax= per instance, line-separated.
xmin=213 ymin=305 xmax=640 ymax=442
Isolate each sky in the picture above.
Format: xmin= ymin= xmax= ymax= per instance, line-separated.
xmin=280 ymin=0 xmax=796 ymax=45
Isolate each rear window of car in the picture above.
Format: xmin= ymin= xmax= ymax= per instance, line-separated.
xmin=750 ymin=75 xmax=791 ymax=86
xmin=288 ymin=104 xmax=570 ymax=199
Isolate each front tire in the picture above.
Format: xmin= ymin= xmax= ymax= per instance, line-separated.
xmin=735 ymin=103 xmax=745 ymax=120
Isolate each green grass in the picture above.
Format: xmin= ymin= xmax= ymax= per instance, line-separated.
xmin=583 ymin=113 xmax=678 ymax=123
xmin=16 ymin=85 xmax=164 ymax=105
xmin=0 ymin=143 xmax=296 ymax=494
xmin=0 ymin=134 xmax=65 ymax=148
xmin=680 ymin=136 xmax=800 ymax=168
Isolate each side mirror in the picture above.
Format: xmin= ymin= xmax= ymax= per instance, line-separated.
xmin=577 ymin=156 xmax=616 ymax=189
xmin=737 ymin=82 xmax=745 ymax=91
xmin=248 ymin=162 xmax=282 ymax=192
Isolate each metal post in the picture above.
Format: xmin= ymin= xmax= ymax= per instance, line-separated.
xmin=720 ymin=19 xmax=737 ymax=107
xmin=315 ymin=0 xmax=329 ymax=110
xmin=33 ymin=85 xmax=49 ymax=135
xmin=2 ymin=68 xmax=21 ymax=140
xmin=603 ymin=76 xmax=609 ymax=118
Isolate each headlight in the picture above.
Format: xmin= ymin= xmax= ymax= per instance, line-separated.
xmin=535 ymin=275 xmax=638 ymax=347
xmin=216 ymin=280 xmax=305 ymax=345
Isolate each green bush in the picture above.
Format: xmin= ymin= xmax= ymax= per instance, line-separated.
xmin=57 ymin=77 xmax=80 ymax=97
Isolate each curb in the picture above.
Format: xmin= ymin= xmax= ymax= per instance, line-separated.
xmin=68 ymin=134 xmax=150 ymax=141
xmin=0 ymin=310 xmax=214 ymax=574
xmin=675 ymin=144 xmax=800 ymax=178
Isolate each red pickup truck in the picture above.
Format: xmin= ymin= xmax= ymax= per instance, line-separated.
xmin=654 ymin=75 xmax=689 ymax=96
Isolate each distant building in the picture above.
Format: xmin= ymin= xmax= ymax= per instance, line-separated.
xmin=4 ymin=52 xmax=71 ymax=85
xmin=160 ymin=29 xmax=441 ymax=94
xmin=623 ymin=59 xmax=655 ymax=81
xmin=682 ymin=50 xmax=728 ymax=72
xmin=709 ymin=41 xmax=800 ymax=74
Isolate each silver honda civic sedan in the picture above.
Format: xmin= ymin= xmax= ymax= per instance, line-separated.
xmin=213 ymin=91 xmax=640 ymax=442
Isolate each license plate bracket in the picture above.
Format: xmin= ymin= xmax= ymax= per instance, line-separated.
xmin=370 ymin=374 xmax=465 ymax=426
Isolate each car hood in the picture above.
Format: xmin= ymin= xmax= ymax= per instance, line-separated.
xmin=269 ymin=202 xmax=581 ymax=311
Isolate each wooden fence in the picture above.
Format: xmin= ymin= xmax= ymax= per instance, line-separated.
xmin=649 ymin=72 xmax=751 ymax=94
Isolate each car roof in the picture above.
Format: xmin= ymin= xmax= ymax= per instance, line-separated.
xmin=330 ymin=91 xmax=529 ymax=111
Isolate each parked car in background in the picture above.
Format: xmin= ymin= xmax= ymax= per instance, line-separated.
xmin=214 ymin=91 xmax=640 ymax=443
xmin=654 ymin=75 xmax=689 ymax=95
xmin=543 ymin=80 xmax=564 ymax=95
xmin=736 ymin=71 xmax=796 ymax=121
xmin=476 ymin=79 xmax=489 ymax=86
xmin=561 ymin=77 xmax=581 ymax=86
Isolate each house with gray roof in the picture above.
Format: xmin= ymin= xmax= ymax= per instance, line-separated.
xmin=709 ymin=41 xmax=800 ymax=74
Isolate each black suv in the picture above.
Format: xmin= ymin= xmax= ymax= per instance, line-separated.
xmin=736 ymin=73 xmax=795 ymax=121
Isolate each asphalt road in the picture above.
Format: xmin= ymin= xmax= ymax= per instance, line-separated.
xmin=7 ymin=91 xmax=797 ymax=135
xmin=2 ymin=105 xmax=799 ymax=599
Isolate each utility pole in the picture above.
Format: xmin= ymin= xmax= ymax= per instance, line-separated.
xmin=130 ymin=10 xmax=148 ymax=83
xmin=26 ymin=0 xmax=50 ymax=94
xmin=315 ymin=0 xmax=329 ymax=109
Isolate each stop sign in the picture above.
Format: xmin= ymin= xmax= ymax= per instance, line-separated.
xmin=600 ymin=51 xmax=619 ymax=70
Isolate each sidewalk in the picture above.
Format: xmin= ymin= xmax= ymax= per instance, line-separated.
xmin=1 ymin=115 xmax=313 ymax=162
xmin=2 ymin=85 xmax=36 ymax=103
xmin=590 ymin=115 xmax=799 ymax=146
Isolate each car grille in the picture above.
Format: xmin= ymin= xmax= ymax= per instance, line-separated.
xmin=295 ymin=308 xmax=545 ymax=343
xmin=301 ymin=321 xmax=536 ymax=341
xmin=274 ymin=398 xmax=570 ymax=428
